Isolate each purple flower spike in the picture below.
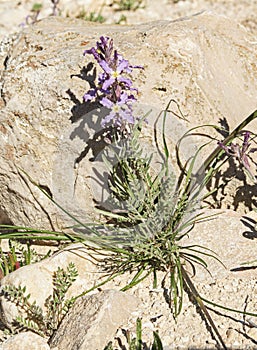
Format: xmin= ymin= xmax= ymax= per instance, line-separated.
xmin=83 ymin=36 xmax=143 ymax=127
xmin=242 ymin=131 xmax=251 ymax=154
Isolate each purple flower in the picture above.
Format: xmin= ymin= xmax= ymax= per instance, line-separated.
xmin=83 ymin=89 xmax=98 ymax=102
xmin=218 ymin=131 xmax=257 ymax=181
xmin=99 ymin=59 xmax=133 ymax=90
xmin=100 ymin=93 xmax=135 ymax=127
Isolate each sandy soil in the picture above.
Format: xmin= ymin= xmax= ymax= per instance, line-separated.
xmin=0 ymin=0 xmax=257 ymax=38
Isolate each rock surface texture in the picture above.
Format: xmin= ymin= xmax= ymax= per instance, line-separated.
xmin=1 ymin=12 xmax=257 ymax=229
xmin=49 ymin=289 xmax=139 ymax=350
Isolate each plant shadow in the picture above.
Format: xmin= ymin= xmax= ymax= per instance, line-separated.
xmin=66 ymin=63 xmax=117 ymax=167
xmin=205 ymin=117 xmax=257 ymax=211
xmin=241 ymin=216 xmax=257 ymax=240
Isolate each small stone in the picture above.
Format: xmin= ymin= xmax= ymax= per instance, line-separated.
xmin=2 ymin=332 xmax=50 ymax=350
xmin=225 ymin=327 xmax=242 ymax=347
xmin=206 ymin=339 xmax=217 ymax=345
xmin=181 ymin=335 xmax=189 ymax=343
xmin=162 ymin=335 xmax=172 ymax=344
xmin=149 ymin=288 xmax=163 ymax=293
xmin=142 ymin=321 xmax=155 ymax=331
xmin=226 ymin=328 xmax=235 ymax=340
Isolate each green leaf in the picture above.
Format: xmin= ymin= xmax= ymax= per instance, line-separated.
xmin=152 ymin=331 xmax=163 ymax=350
xmin=135 ymin=317 xmax=142 ymax=350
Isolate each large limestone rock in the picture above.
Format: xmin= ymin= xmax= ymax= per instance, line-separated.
xmin=1 ymin=13 xmax=257 ymax=230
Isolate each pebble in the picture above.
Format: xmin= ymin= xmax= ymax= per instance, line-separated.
xmin=226 ymin=328 xmax=236 ymax=340
xmin=247 ymin=327 xmax=257 ymax=341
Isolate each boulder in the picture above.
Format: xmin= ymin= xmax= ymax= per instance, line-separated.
xmin=2 ymin=331 xmax=50 ymax=350
xmin=49 ymin=289 xmax=139 ymax=350
xmin=1 ymin=13 xmax=257 ymax=230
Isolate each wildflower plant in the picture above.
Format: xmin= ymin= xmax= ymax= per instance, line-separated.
xmin=0 ymin=240 xmax=51 ymax=278
xmin=218 ymin=131 xmax=257 ymax=183
xmin=0 ymin=35 xmax=257 ymax=349
xmin=75 ymin=2 xmax=106 ymax=24
xmin=79 ymin=11 xmax=105 ymax=23
xmin=112 ymin=0 xmax=145 ymax=11
xmin=51 ymin=0 xmax=61 ymax=17
xmin=21 ymin=0 xmax=60 ymax=26
xmin=24 ymin=3 xmax=43 ymax=25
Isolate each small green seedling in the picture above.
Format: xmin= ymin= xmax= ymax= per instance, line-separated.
xmin=1 ymin=262 xmax=78 ymax=337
